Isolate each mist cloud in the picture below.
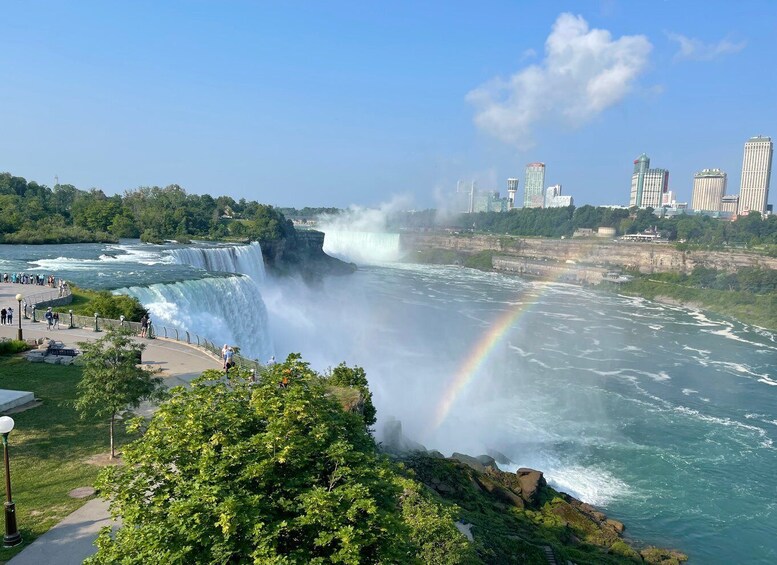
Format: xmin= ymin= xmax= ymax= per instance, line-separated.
xmin=466 ymin=13 xmax=652 ymax=149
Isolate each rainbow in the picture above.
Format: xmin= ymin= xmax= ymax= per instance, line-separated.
xmin=430 ymin=286 xmax=543 ymax=431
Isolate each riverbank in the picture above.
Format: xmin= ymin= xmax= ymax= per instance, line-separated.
xmin=404 ymin=233 xmax=777 ymax=331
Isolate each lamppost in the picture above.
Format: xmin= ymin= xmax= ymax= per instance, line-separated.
xmin=0 ymin=417 xmax=21 ymax=547
xmin=14 ymin=295 xmax=22 ymax=342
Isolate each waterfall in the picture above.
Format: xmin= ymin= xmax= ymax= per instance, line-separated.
xmin=321 ymin=230 xmax=402 ymax=264
xmin=120 ymin=276 xmax=272 ymax=361
xmin=169 ymin=242 xmax=266 ymax=283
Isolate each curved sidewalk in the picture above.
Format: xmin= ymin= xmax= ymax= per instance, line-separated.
xmin=0 ymin=282 xmax=222 ymax=564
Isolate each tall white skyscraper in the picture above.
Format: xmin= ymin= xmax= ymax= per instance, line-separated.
xmin=523 ymin=163 xmax=545 ymax=208
xmin=691 ymin=169 xmax=727 ymax=212
xmin=738 ymin=135 xmax=773 ymax=214
xmin=629 ymin=153 xmax=668 ymax=209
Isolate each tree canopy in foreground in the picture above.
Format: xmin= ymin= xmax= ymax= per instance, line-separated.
xmin=87 ymin=355 xmax=473 ymax=564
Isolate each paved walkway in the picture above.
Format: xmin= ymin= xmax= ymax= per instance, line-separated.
xmin=0 ymin=283 xmax=222 ymax=564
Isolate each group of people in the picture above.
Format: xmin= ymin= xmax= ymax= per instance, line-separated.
xmin=0 ymin=307 xmax=14 ymax=326
xmin=1 ymin=272 xmax=62 ymax=287
xmin=44 ymin=307 xmax=60 ymax=330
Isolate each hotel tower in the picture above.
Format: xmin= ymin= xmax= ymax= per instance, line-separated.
xmin=738 ymin=135 xmax=773 ymax=214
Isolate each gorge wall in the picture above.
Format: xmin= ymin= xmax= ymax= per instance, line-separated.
xmin=401 ymin=233 xmax=777 ymax=275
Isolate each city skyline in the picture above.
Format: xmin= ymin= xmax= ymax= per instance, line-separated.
xmin=0 ymin=1 xmax=774 ymax=209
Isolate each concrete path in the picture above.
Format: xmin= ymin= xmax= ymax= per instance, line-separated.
xmin=0 ymin=282 xmax=222 ymax=564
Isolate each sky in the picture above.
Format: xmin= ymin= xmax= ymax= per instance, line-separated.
xmin=1 ymin=1 xmax=775 ymax=209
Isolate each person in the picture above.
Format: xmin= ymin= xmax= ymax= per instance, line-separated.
xmin=6 ymin=307 xmax=12 ymax=326
xmin=140 ymin=314 xmax=148 ymax=338
xmin=267 ymin=355 xmax=276 ymax=366
xmin=52 ymin=311 xmax=59 ymax=330
xmin=45 ymin=307 xmax=53 ymax=330
xmin=224 ymin=346 xmax=235 ymax=375
xmin=0 ymin=308 xmax=5 ymax=326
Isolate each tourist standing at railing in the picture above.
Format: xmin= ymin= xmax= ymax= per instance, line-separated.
xmin=140 ymin=314 xmax=148 ymax=338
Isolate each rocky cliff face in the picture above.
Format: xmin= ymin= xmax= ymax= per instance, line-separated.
xmin=401 ymin=233 xmax=777 ymax=275
xmin=261 ymin=230 xmax=356 ymax=280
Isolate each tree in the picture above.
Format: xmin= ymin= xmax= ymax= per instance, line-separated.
xmin=75 ymin=327 xmax=165 ymax=458
xmin=87 ymin=355 xmax=473 ymax=564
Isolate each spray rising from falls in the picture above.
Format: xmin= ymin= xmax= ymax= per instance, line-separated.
xmin=321 ymin=231 xmax=402 ymax=264
xmin=121 ymin=276 xmax=273 ymax=361
xmin=168 ymin=242 xmax=266 ymax=283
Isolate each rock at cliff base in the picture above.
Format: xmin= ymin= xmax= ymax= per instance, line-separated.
xmin=450 ymin=453 xmax=486 ymax=473
xmin=516 ymin=468 xmax=546 ymax=505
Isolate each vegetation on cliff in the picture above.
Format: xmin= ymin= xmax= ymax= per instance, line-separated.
xmin=57 ymin=285 xmax=148 ymax=322
xmin=88 ymin=355 xmax=683 ymax=564
xmin=617 ymin=267 xmax=777 ymax=329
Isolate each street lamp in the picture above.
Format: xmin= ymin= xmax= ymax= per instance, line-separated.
xmin=14 ymin=295 xmax=22 ymax=342
xmin=0 ymin=417 xmax=21 ymax=547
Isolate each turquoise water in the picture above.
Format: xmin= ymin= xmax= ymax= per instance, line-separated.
xmin=2 ymin=241 xmax=775 ymax=563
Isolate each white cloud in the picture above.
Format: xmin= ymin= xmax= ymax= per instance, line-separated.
xmin=466 ymin=13 xmax=652 ymax=149
xmin=667 ymin=32 xmax=746 ymax=61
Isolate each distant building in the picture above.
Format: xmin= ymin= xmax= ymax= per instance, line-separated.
xmin=523 ymin=163 xmax=545 ymax=208
xmin=455 ymin=181 xmax=475 ymax=213
xmin=473 ymin=190 xmax=508 ymax=213
xmin=629 ymin=153 xmax=669 ymax=209
xmin=545 ymin=184 xmax=572 ymax=208
xmin=720 ymin=194 xmax=740 ymax=215
xmin=738 ymin=135 xmax=773 ymax=214
xmin=507 ymin=178 xmax=519 ymax=210
xmin=691 ymin=169 xmax=727 ymax=213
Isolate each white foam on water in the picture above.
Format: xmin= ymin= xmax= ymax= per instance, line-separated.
xmin=682 ymin=388 xmax=698 ymax=396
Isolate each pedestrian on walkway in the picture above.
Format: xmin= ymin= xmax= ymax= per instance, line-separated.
xmin=140 ymin=314 xmax=148 ymax=338
xmin=45 ymin=307 xmax=54 ymax=330
xmin=6 ymin=307 xmax=12 ymax=326
xmin=1 ymin=308 xmax=6 ymax=326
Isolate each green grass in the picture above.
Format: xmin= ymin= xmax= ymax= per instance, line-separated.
xmin=0 ymin=356 xmax=132 ymax=562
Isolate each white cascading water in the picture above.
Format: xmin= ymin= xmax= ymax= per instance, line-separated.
xmin=119 ymin=242 xmax=273 ymax=360
xmin=168 ymin=242 xmax=266 ymax=283
xmin=321 ymin=230 xmax=402 ymax=264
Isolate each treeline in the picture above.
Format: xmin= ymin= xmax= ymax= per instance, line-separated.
xmin=438 ymin=205 xmax=777 ymax=249
xmin=0 ymin=172 xmax=294 ymax=245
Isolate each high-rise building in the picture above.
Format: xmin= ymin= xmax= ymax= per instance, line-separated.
xmin=523 ymin=163 xmax=545 ymax=208
xmin=720 ymin=194 xmax=739 ymax=215
xmin=738 ymin=135 xmax=773 ymax=214
xmin=507 ymin=178 xmax=519 ymax=210
xmin=691 ymin=169 xmax=727 ymax=212
xmin=629 ymin=153 xmax=668 ymax=209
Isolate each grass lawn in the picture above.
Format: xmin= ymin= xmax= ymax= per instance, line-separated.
xmin=0 ymin=355 xmax=131 ymax=563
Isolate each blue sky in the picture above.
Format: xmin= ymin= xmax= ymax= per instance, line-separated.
xmin=1 ymin=1 xmax=774 ymax=209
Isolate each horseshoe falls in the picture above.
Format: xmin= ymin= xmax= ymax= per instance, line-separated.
xmin=321 ymin=230 xmax=402 ymax=263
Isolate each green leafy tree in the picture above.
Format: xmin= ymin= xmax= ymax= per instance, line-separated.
xmin=328 ymin=363 xmax=377 ymax=428
xmin=75 ymin=327 xmax=165 ymax=458
xmin=87 ymin=355 xmax=472 ymax=564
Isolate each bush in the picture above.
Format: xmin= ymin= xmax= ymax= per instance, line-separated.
xmin=0 ymin=340 xmax=29 ymax=356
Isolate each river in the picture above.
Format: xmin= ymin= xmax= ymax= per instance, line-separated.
xmin=0 ymin=238 xmax=775 ymax=563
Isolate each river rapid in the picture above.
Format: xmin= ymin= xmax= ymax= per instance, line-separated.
xmin=1 ymin=239 xmax=775 ymax=563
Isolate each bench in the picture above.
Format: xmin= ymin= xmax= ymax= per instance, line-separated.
xmin=48 ymin=348 xmax=78 ymax=357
